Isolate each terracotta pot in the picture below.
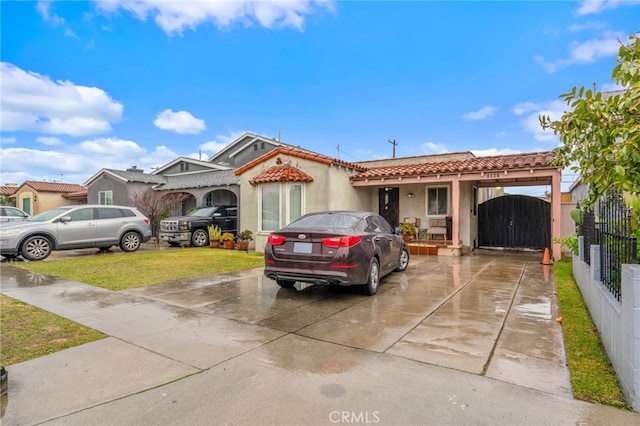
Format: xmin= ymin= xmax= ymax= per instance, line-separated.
xmin=210 ymin=239 xmax=220 ymax=248
xmin=237 ymin=241 xmax=248 ymax=251
xmin=402 ymin=234 xmax=413 ymax=243
xmin=223 ymin=241 xmax=235 ymax=249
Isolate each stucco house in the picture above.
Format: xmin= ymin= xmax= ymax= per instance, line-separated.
xmin=10 ymin=181 xmax=87 ymax=215
xmin=235 ymin=147 xmax=562 ymax=260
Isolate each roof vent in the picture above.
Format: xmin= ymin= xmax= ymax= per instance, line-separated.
xmin=126 ymin=166 xmax=143 ymax=173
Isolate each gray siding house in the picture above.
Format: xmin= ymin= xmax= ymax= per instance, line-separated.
xmin=85 ymin=133 xmax=289 ymax=216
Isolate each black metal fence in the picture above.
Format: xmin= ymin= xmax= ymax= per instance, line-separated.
xmin=577 ymin=192 xmax=638 ymax=302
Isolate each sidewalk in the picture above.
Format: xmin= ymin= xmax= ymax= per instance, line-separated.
xmin=1 ymin=253 xmax=639 ymax=425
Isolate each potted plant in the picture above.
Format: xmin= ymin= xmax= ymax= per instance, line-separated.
xmin=208 ymin=225 xmax=221 ymax=248
xmin=236 ymin=229 xmax=253 ymax=251
xmin=221 ymin=232 xmax=235 ymax=249
xmin=400 ymin=222 xmax=416 ymax=243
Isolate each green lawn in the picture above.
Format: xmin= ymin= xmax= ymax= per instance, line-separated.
xmin=0 ymin=294 xmax=106 ymax=365
xmin=553 ymin=256 xmax=631 ymax=410
xmin=9 ymin=248 xmax=265 ymax=291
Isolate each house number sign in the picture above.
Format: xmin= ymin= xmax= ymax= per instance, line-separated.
xmin=485 ymin=173 xmax=501 ymax=178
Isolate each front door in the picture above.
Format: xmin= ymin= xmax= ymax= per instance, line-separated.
xmin=378 ymin=187 xmax=399 ymax=229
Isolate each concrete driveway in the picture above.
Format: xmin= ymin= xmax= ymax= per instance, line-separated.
xmin=2 ymin=250 xmax=639 ymax=425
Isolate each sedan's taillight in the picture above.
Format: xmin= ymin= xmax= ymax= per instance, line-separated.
xmin=267 ymin=234 xmax=285 ymax=245
xmin=322 ymin=235 xmax=362 ymax=248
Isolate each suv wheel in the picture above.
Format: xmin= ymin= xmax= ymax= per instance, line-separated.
xmin=21 ymin=235 xmax=52 ymax=261
xmin=191 ymin=229 xmax=208 ymax=247
xmin=120 ymin=231 xmax=141 ymax=252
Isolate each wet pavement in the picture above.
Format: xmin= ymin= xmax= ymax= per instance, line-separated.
xmin=1 ymin=251 xmax=639 ymax=425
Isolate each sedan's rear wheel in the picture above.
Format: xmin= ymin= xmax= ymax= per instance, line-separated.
xmin=276 ymin=279 xmax=296 ymax=288
xmin=21 ymin=235 xmax=52 ymax=261
xmin=395 ymin=248 xmax=410 ymax=272
xmin=120 ymin=231 xmax=141 ymax=252
xmin=362 ymin=258 xmax=380 ymax=296
xmin=191 ymin=229 xmax=208 ymax=247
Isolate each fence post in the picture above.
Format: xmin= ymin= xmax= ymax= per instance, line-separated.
xmin=591 ymin=244 xmax=601 ymax=283
xmin=621 ymin=264 xmax=640 ymax=411
xmin=579 ymin=236 xmax=585 ymax=263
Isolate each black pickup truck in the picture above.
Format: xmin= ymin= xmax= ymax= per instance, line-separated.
xmin=160 ymin=205 xmax=237 ymax=247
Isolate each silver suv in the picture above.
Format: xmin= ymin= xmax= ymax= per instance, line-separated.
xmin=0 ymin=205 xmax=152 ymax=261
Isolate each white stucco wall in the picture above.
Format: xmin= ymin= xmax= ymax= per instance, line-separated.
xmin=238 ymin=155 xmax=370 ymax=252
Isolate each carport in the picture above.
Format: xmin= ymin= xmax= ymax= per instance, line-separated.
xmin=351 ymin=151 xmax=563 ymax=260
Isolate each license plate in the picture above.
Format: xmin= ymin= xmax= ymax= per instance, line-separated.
xmin=293 ymin=242 xmax=312 ymax=253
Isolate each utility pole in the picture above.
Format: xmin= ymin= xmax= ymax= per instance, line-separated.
xmin=336 ymin=144 xmax=340 ymax=159
xmin=388 ymin=139 xmax=397 ymax=158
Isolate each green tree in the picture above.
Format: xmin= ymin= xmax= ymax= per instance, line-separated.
xmin=540 ymin=32 xmax=639 ymax=232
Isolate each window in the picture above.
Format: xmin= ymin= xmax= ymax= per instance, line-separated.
xmin=427 ymin=187 xmax=449 ymax=216
xmin=69 ymin=208 xmax=94 ymax=221
xmin=260 ymin=183 xmax=306 ymax=231
xmin=260 ymin=184 xmax=280 ymax=232
xmin=288 ymin=184 xmax=303 ymax=223
xmin=99 ymin=191 xmax=113 ymax=205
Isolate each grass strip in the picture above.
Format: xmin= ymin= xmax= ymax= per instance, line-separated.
xmin=554 ymin=257 xmax=631 ymax=410
xmin=0 ymin=294 xmax=106 ymax=365
xmin=8 ymin=248 xmax=265 ymax=291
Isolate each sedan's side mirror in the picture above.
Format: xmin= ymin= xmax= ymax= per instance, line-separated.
xmin=394 ymin=227 xmax=402 ymax=235
xmin=59 ymin=215 xmax=72 ymax=223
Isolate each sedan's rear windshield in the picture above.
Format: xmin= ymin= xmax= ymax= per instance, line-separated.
xmin=287 ymin=213 xmax=359 ymax=230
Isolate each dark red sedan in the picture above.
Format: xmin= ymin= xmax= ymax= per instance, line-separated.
xmin=264 ymin=211 xmax=409 ymax=295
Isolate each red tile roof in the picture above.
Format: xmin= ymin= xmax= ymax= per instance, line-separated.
xmin=235 ymin=146 xmax=367 ymax=176
xmin=23 ymin=181 xmax=87 ymax=194
xmin=249 ymin=164 xmax=314 ymax=185
xmin=352 ymin=151 xmax=557 ymax=180
xmin=0 ymin=186 xmax=17 ymax=196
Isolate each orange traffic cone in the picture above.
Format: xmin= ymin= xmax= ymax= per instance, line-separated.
xmin=541 ymin=247 xmax=552 ymax=265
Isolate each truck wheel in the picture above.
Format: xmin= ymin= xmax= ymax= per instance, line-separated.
xmin=191 ymin=229 xmax=208 ymax=247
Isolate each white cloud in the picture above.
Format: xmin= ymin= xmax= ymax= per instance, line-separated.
xmin=200 ymin=130 xmax=253 ymax=158
xmin=80 ymin=137 xmax=146 ymax=157
xmin=0 ymin=137 xmax=179 ymax=185
xmin=36 ymin=1 xmax=65 ymax=26
xmin=153 ymin=109 xmax=206 ymax=134
xmin=576 ymin=0 xmax=640 ymax=15
xmin=95 ymin=0 xmax=335 ymax=35
xmin=600 ymin=82 xmax=625 ymax=91
xmin=535 ymin=31 xmax=623 ymax=73
xmin=512 ymin=102 xmax=541 ymax=116
xmin=0 ymin=62 xmax=123 ymax=136
xmin=420 ymin=142 xmax=448 ymax=154
xmin=0 ymin=136 xmax=16 ymax=145
xmin=514 ymin=99 xmax=567 ymax=142
xmin=36 ymin=136 xmax=64 ymax=146
xmin=568 ymin=21 xmax=607 ymax=31
xmin=36 ymin=1 xmax=78 ymax=38
xmin=462 ymin=106 xmax=497 ymax=121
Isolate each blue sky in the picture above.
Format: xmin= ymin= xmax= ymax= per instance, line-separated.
xmin=1 ymin=1 xmax=639 ymax=195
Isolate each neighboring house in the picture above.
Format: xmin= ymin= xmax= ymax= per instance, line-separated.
xmin=85 ymin=133 xmax=297 ymax=216
xmin=236 ymin=148 xmax=563 ymax=260
xmin=11 ymin=181 xmax=87 ymax=215
xmin=0 ymin=184 xmax=18 ymax=206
